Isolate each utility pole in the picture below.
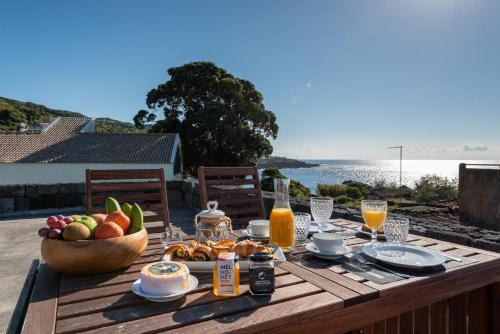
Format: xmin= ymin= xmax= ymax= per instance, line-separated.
xmin=388 ymin=146 xmax=403 ymax=187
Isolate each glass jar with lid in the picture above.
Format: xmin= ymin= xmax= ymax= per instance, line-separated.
xmin=248 ymin=252 xmax=275 ymax=295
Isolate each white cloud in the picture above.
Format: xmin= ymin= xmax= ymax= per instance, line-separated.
xmin=461 ymin=144 xmax=489 ymax=152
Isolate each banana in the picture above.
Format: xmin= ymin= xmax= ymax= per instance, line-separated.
xmin=105 ymin=197 xmax=121 ymax=214
xmin=128 ymin=203 xmax=144 ymax=234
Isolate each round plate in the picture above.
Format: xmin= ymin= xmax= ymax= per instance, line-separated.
xmin=242 ymin=229 xmax=269 ymax=240
xmin=355 ymin=225 xmax=385 ymax=238
xmin=131 ymin=275 xmax=198 ymax=302
xmin=362 ymin=244 xmax=446 ymax=269
xmin=305 ymin=243 xmax=352 ymax=259
xmin=308 ymin=222 xmax=342 ymax=234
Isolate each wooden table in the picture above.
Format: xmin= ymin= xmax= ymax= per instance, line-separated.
xmin=19 ymin=219 xmax=500 ymax=334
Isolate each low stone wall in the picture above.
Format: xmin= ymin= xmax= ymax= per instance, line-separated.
xmin=0 ymin=181 xmax=188 ymax=215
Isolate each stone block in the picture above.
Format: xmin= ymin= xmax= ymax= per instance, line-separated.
xmin=167 ymin=180 xmax=184 ymax=191
xmin=26 ymin=185 xmax=37 ymax=198
xmin=15 ymin=198 xmax=30 ymax=211
xmin=0 ymin=197 xmax=15 ymax=214
xmin=55 ymin=194 xmax=82 ymax=208
xmin=167 ymin=189 xmax=183 ymax=204
xmin=30 ymin=195 xmax=57 ymax=210
xmin=0 ymin=185 xmax=25 ymax=197
xmin=76 ymin=183 xmax=86 ymax=194
xmin=37 ymin=184 xmax=60 ymax=195
xmin=59 ymin=183 xmax=77 ymax=194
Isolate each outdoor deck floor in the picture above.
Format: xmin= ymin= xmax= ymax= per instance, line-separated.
xmin=0 ymin=206 xmax=197 ymax=333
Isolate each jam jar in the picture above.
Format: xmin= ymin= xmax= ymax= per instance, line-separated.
xmin=248 ymin=253 xmax=275 ymax=295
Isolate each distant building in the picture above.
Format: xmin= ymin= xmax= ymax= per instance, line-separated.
xmin=0 ymin=117 xmax=182 ymax=185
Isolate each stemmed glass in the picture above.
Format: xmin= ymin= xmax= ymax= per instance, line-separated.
xmin=310 ymin=197 xmax=333 ymax=232
xmin=160 ymin=227 xmax=183 ymax=249
xmin=361 ymin=200 xmax=387 ymax=246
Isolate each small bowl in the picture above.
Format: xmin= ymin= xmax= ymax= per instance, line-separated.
xmin=41 ymin=229 xmax=148 ymax=275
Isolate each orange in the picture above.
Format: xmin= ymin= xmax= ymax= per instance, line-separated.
xmin=95 ymin=221 xmax=124 ymax=239
xmin=105 ymin=211 xmax=131 ymax=233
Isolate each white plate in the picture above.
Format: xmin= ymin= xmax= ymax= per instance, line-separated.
xmin=242 ymin=229 xmax=269 ymax=240
xmin=308 ymin=222 xmax=342 ymax=234
xmin=355 ymin=225 xmax=385 ymax=238
xmin=362 ymin=244 xmax=446 ymax=269
xmin=131 ymin=275 xmax=198 ymax=302
xmin=305 ymin=243 xmax=352 ymax=259
xmin=162 ymin=245 xmax=286 ymax=273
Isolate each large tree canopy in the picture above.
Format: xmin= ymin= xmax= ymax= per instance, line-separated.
xmin=134 ymin=61 xmax=278 ymax=175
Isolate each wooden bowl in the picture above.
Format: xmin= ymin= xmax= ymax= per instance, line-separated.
xmin=41 ymin=229 xmax=148 ymax=275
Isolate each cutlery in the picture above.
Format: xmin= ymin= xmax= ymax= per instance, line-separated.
xmin=352 ymin=252 xmax=411 ymax=279
xmin=442 ymin=254 xmax=462 ymax=262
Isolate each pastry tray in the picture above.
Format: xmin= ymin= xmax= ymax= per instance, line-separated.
xmin=161 ymin=245 xmax=286 ymax=273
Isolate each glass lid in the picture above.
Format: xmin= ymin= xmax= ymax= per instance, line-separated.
xmin=199 ymin=201 xmax=225 ymax=218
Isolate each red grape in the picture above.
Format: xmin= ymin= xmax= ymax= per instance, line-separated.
xmin=38 ymin=227 xmax=50 ymax=238
xmin=56 ymin=215 xmax=65 ymax=221
xmin=46 ymin=216 xmax=58 ymax=226
xmin=49 ymin=229 xmax=62 ymax=239
xmin=63 ymin=217 xmax=74 ymax=224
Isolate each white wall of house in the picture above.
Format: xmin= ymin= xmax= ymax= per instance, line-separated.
xmin=0 ymin=163 xmax=182 ymax=185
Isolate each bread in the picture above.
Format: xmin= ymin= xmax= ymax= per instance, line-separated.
xmin=165 ymin=244 xmax=193 ymax=260
xmin=231 ymin=240 xmax=274 ymax=258
xmin=191 ymin=242 xmax=211 ymax=261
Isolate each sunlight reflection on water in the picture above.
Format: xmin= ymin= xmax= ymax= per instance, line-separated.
xmin=275 ymin=160 xmax=499 ymax=191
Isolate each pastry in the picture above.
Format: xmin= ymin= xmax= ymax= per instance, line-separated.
xmin=165 ymin=244 xmax=193 ymax=260
xmin=231 ymin=240 xmax=274 ymax=258
xmin=191 ymin=242 xmax=212 ymax=261
xmin=140 ymin=261 xmax=190 ymax=295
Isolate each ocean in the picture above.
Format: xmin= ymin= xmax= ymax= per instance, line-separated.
xmin=276 ymin=160 xmax=500 ymax=192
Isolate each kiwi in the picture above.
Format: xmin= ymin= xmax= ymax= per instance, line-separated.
xmin=63 ymin=223 xmax=91 ymax=241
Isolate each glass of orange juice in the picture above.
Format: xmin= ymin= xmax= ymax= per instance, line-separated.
xmin=361 ymin=200 xmax=387 ymax=246
xmin=269 ymin=178 xmax=295 ymax=252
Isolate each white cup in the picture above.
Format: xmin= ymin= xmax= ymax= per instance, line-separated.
xmin=311 ymin=233 xmax=345 ymax=254
xmin=248 ymin=219 xmax=270 ymax=237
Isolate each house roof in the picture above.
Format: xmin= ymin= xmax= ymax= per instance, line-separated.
xmin=0 ymin=117 xmax=178 ymax=164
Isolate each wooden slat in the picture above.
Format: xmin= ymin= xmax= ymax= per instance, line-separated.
xmin=399 ymin=311 xmax=413 ymax=334
xmin=7 ymin=260 xmax=39 ymax=334
xmin=21 ymin=264 xmax=58 ymax=334
xmin=430 ymin=300 xmax=447 ymax=334
xmin=492 ymin=283 xmax=500 ymax=334
xmin=200 ymin=166 xmax=258 ymax=177
xmin=159 ymin=168 xmax=170 ymax=227
xmin=413 ymin=305 xmax=429 ymax=334
xmin=207 ymin=187 xmax=260 ymax=196
xmin=137 ymin=292 xmax=340 ymax=334
xmin=143 ymin=214 xmax=163 ymax=223
xmin=89 ymin=169 xmax=162 ymax=180
xmin=92 ymin=192 xmax=162 ymax=203
xmin=373 ymin=320 xmax=385 ymax=334
xmin=385 ymin=317 xmax=398 ymax=334
xmin=90 ymin=182 xmax=161 ymax=192
xmin=467 ymin=286 xmax=489 ymax=334
xmin=216 ymin=197 xmax=261 ymax=206
xmin=224 ymin=207 xmax=262 ymax=216
xmin=448 ymin=293 xmax=467 ymax=334
xmin=56 ymin=282 xmax=325 ymax=334
xmin=205 ymin=178 xmax=257 ymax=186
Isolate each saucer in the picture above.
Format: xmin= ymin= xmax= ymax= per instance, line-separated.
xmin=305 ymin=243 xmax=352 ymax=260
xmin=308 ymin=222 xmax=342 ymax=234
xmin=242 ymin=229 xmax=269 ymax=240
xmin=131 ymin=275 xmax=198 ymax=302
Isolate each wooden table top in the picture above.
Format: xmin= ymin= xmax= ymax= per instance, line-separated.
xmin=21 ymin=219 xmax=500 ymax=334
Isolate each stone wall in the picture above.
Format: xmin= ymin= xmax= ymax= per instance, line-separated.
xmin=459 ymin=163 xmax=500 ymax=231
xmin=0 ymin=181 xmax=188 ymax=215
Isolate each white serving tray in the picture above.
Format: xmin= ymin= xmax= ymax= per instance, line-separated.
xmin=162 ymin=245 xmax=286 ymax=273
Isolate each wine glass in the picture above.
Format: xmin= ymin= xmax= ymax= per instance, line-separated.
xmin=361 ymin=200 xmax=387 ymax=246
xmin=310 ymin=197 xmax=333 ymax=232
xmin=160 ymin=227 xmax=183 ymax=249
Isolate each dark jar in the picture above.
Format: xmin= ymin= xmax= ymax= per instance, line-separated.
xmin=248 ymin=253 xmax=275 ymax=295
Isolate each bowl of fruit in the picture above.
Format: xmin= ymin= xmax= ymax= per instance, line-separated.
xmin=39 ymin=197 xmax=149 ymax=276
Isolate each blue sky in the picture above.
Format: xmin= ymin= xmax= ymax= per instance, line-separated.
xmin=1 ymin=0 xmax=499 ymax=160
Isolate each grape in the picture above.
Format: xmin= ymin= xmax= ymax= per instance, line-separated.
xmin=38 ymin=227 xmax=50 ymax=238
xmin=56 ymin=215 xmax=65 ymax=221
xmin=47 ymin=216 xmax=58 ymax=226
xmin=52 ymin=220 xmax=67 ymax=230
xmin=49 ymin=229 xmax=62 ymax=239
xmin=63 ymin=217 xmax=74 ymax=224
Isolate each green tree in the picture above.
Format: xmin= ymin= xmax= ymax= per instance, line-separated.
xmin=134 ymin=61 xmax=278 ymax=175
xmin=412 ymin=175 xmax=458 ymax=203
xmin=260 ymin=168 xmax=311 ymax=199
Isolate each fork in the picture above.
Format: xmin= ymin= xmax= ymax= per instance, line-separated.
xmin=351 ymin=252 xmax=411 ymax=279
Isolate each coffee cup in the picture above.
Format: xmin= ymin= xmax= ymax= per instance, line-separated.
xmin=248 ymin=220 xmax=270 ymax=237
xmin=311 ymin=233 xmax=345 ymax=254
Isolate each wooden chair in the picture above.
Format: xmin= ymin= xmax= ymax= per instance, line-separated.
xmin=85 ymin=169 xmax=169 ymax=233
xmin=198 ymin=166 xmax=266 ymax=229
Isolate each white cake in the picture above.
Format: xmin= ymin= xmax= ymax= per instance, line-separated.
xmin=140 ymin=261 xmax=190 ymax=295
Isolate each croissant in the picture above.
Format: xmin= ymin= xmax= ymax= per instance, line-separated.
xmin=209 ymin=244 xmax=234 ymax=260
xmin=192 ymin=243 xmax=212 ymax=261
xmin=165 ymin=244 xmax=192 ymax=260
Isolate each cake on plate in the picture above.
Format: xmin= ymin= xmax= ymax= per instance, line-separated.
xmin=140 ymin=261 xmax=190 ymax=295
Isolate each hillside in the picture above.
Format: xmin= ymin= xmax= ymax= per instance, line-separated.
xmin=257 ymin=156 xmax=319 ymax=169
xmin=0 ymin=97 xmax=144 ymax=133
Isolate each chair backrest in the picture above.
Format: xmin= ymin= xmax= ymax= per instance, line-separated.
xmin=198 ymin=166 xmax=266 ymax=228
xmin=85 ymin=169 xmax=169 ymax=233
